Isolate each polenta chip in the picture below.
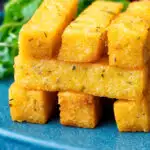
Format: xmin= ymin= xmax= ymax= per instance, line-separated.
xmin=114 ymin=99 xmax=150 ymax=132
xmin=58 ymin=1 xmax=123 ymax=62
xmin=108 ymin=13 xmax=150 ymax=68
xmin=114 ymin=62 xmax=150 ymax=132
xmin=19 ymin=0 xmax=78 ymax=59
xmin=58 ymin=91 xmax=102 ymax=128
xmin=9 ymin=83 xmax=57 ymax=124
xmin=14 ymin=56 xmax=147 ymax=100
xmin=127 ymin=1 xmax=150 ymax=59
xmin=127 ymin=2 xmax=150 ymax=24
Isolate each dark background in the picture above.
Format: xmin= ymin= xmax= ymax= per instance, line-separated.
xmin=0 ymin=0 xmax=4 ymax=11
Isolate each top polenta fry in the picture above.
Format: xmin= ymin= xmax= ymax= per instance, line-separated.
xmin=127 ymin=2 xmax=150 ymax=24
xmin=19 ymin=0 xmax=78 ymax=59
xmin=108 ymin=13 xmax=150 ymax=69
xmin=127 ymin=1 xmax=150 ymax=60
xmin=58 ymin=1 xmax=123 ymax=63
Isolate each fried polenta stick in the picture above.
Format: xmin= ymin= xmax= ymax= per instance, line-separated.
xmin=108 ymin=13 xmax=150 ymax=68
xmin=114 ymin=99 xmax=150 ymax=132
xmin=127 ymin=1 xmax=150 ymax=59
xmin=114 ymin=63 xmax=150 ymax=132
xmin=14 ymin=56 xmax=147 ymax=100
xmin=58 ymin=1 xmax=123 ymax=62
xmin=19 ymin=0 xmax=78 ymax=59
xmin=127 ymin=2 xmax=150 ymax=24
xmin=9 ymin=83 xmax=57 ymax=124
xmin=58 ymin=91 xmax=102 ymax=128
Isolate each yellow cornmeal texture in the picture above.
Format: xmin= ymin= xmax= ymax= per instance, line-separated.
xmin=14 ymin=56 xmax=147 ymax=100
xmin=114 ymin=99 xmax=150 ymax=132
xmin=114 ymin=63 xmax=150 ymax=132
xmin=58 ymin=91 xmax=101 ymax=128
xmin=19 ymin=0 xmax=78 ymax=59
xmin=58 ymin=1 xmax=123 ymax=62
xmin=88 ymin=1 xmax=123 ymax=13
xmin=127 ymin=2 xmax=150 ymax=24
xmin=9 ymin=83 xmax=57 ymax=124
xmin=127 ymin=1 xmax=150 ymax=58
xmin=108 ymin=13 xmax=150 ymax=68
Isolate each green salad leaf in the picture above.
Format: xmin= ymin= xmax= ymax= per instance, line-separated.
xmin=0 ymin=0 xmax=130 ymax=79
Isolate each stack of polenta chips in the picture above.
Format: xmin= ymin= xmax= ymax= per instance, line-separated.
xmin=9 ymin=0 xmax=150 ymax=132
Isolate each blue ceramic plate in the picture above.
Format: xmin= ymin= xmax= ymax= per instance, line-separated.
xmin=1 ymin=79 xmax=150 ymax=150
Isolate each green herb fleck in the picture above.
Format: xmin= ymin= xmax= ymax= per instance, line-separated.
xmin=72 ymin=65 xmax=76 ymax=71
xmin=56 ymin=78 xmax=60 ymax=83
xmin=101 ymin=74 xmax=104 ymax=78
xmin=102 ymin=69 xmax=105 ymax=73
xmin=127 ymin=81 xmax=132 ymax=85
xmin=105 ymin=10 xmax=115 ymax=15
xmin=48 ymin=70 xmax=52 ymax=73
xmin=96 ymin=26 xmax=101 ymax=32
xmin=44 ymin=32 xmax=47 ymax=38
xmin=9 ymin=104 xmax=12 ymax=107
xmin=81 ymin=86 xmax=85 ymax=92
xmin=9 ymin=99 xmax=14 ymax=101
xmin=137 ymin=36 xmax=140 ymax=40
xmin=29 ymin=38 xmax=33 ymax=42
xmin=34 ymin=99 xmax=37 ymax=111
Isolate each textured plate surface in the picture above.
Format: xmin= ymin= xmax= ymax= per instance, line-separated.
xmin=0 ymin=79 xmax=150 ymax=150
